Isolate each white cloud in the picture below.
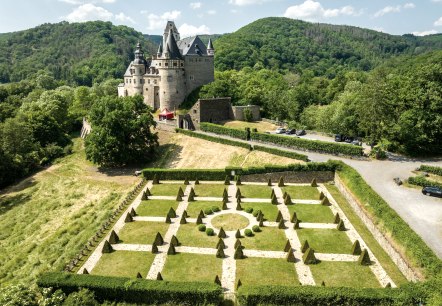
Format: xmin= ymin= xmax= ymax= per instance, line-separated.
xmin=178 ymin=23 xmax=210 ymax=38
xmin=65 ymin=4 xmax=113 ymax=22
xmin=412 ymin=29 xmax=438 ymax=36
xmin=229 ymin=0 xmax=267 ymax=6
xmin=283 ymin=0 xmax=360 ymax=22
xmin=59 ymin=0 xmax=81 ymax=4
xmin=431 ymin=0 xmax=442 ymax=2
xmin=59 ymin=0 xmax=116 ymax=4
xmin=374 ymin=3 xmax=415 ymax=18
xmin=115 ymin=12 xmax=135 ymax=24
xmin=435 ymin=16 xmax=442 ymax=26
xmin=190 ymin=2 xmax=202 ymax=9
xmin=207 ymin=10 xmax=217 ymax=15
xmin=102 ymin=0 xmax=116 ymax=3
xmin=147 ymin=10 xmax=181 ymax=30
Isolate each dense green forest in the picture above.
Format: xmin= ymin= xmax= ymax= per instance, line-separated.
xmin=213 ymin=17 xmax=442 ymax=77
xmin=0 ymin=21 xmax=156 ymax=86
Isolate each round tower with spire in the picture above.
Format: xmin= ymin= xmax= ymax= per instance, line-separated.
xmin=131 ymin=42 xmax=147 ymax=95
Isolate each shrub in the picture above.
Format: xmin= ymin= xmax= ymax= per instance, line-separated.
xmin=198 ymin=210 xmax=205 ymax=219
xmin=278 ymin=176 xmax=285 ymax=187
xmin=301 ymin=240 xmax=310 ymax=253
xmin=182 ymin=210 xmax=188 ymax=218
xmin=234 ymin=246 xmax=245 ymax=259
xmin=252 ymin=210 xmax=261 ymax=217
xmin=236 ymin=176 xmax=242 ymax=185
xmin=408 ymin=175 xmax=442 ymax=189
xmin=302 ymin=248 xmax=317 ymax=264
xmin=175 ymin=194 xmax=182 ymax=201
xmin=291 ymin=212 xmax=298 ymax=223
xmin=154 ymin=232 xmax=164 ymax=245
xmin=252 ymin=225 xmax=261 ymax=232
xmin=321 ymin=197 xmax=330 ymax=206
xmin=286 ymin=249 xmax=296 ymax=263
xmin=293 ymin=220 xmax=300 ymax=229
xmin=165 ymin=215 xmax=172 ymax=224
xmin=234 ymin=239 xmax=242 ymax=249
xmin=359 ymin=249 xmax=371 ymax=265
xmin=236 ymin=202 xmax=242 ymax=211
xmin=206 ymin=228 xmax=215 ymax=236
xmin=143 ymin=168 xmax=225 ymax=181
xmin=352 ymin=240 xmax=362 ymax=255
xmin=222 ymin=202 xmax=228 ymax=210
xmin=216 ymin=238 xmax=225 ymax=249
xmin=196 ymin=215 xmax=203 ymax=225
xmin=170 ymin=235 xmax=180 ymax=246
xmin=319 ymin=191 xmax=325 ymax=200
xmin=224 ymin=175 xmax=230 ymax=185
xmin=236 ymin=188 xmax=242 ymax=198
xmin=218 ymin=227 xmax=227 ymax=238
xmin=109 ymin=230 xmax=119 ymax=244
xmin=151 ymin=243 xmax=158 ymax=254
xmin=267 ymin=178 xmax=272 ymax=186
xmin=124 ymin=213 xmax=133 ymax=223
xmin=271 ymin=194 xmax=278 ymax=205
xmin=276 ymin=211 xmax=283 ymax=222
xmin=83 ymin=268 xmax=89 ymax=275
xmin=419 ymin=165 xmax=442 ymax=176
xmin=216 ymin=245 xmax=225 ymax=258
xmin=212 ymin=206 xmax=221 ymax=213
xmin=102 ymin=240 xmax=113 ymax=253
xmin=244 ymin=229 xmax=253 ymax=237
xmin=156 ymin=272 xmax=163 ymax=281
xmin=222 ymin=188 xmax=228 ymax=198
xmin=167 ymin=207 xmax=177 ymax=218
xmin=284 ymin=194 xmax=292 ymax=205
xmin=195 ymin=178 xmax=200 ymax=184
xmin=214 ymin=275 xmax=222 ymax=286
xmin=334 ymin=213 xmax=340 ymax=224
xmin=178 ymin=187 xmax=184 ymax=197
xmin=136 ymin=272 xmax=142 ymax=279
xmin=337 ymin=220 xmax=346 ymax=231
xmin=184 ymin=178 xmax=189 ymax=185
xmin=284 ymin=239 xmax=291 ymax=252
xmin=198 ymin=224 xmax=206 ymax=232
xmin=152 ymin=174 xmax=160 ymax=184
xmin=180 ymin=215 xmax=187 ymax=224
xmin=235 ymin=229 xmax=242 ymax=238
xmin=278 ymin=219 xmax=285 ymax=229
xmin=311 ymin=178 xmax=318 ymax=187
xmin=245 ymin=207 xmax=253 ymax=213
xmin=204 ymin=208 xmax=213 ymax=215
xmin=167 ymin=245 xmax=176 ymax=255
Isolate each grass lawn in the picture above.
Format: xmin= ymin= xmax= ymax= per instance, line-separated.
xmin=243 ymin=202 xmax=279 ymax=221
xmin=283 ymin=186 xmax=320 ymax=200
xmin=287 ymin=204 xmax=335 ymax=223
xmin=326 ymin=185 xmax=408 ymax=285
xmin=296 ymin=228 xmax=353 ymax=254
xmin=211 ymin=213 xmax=250 ymax=231
xmin=118 ymin=221 xmax=169 ymax=245
xmin=175 ymin=223 xmax=218 ymax=248
xmin=193 ymin=184 xmax=226 ymax=197
xmin=150 ymin=184 xmax=186 ymax=196
xmin=238 ymin=184 xmax=272 ymax=199
xmin=236 ymin=257 xmax=299 ymax=287
xmin=221 ymin=120 xmax=277 ymax=133
xmin=186 ymin=201 xmax=223 ymax=217
xmin=136 ymin=200 xmax=179 ymax=217
xmin=310 ymin=261 xmax=380 ymax=288
xmin=91 ymin=251 xmax=155 ymax=278
xmin=162 ymin=253 xmax=222 ymax=282
xmin=241 ymin=227 xmax=287 ymax=251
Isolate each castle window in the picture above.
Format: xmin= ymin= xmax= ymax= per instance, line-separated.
xmin=193 ymin=109 xmax=197 ymax=114
xmin=129 ymin=79 xmax=132 ymax=83
xmin=146 ymin=88 xmax=148 ymax=91
xmin=176 ymin=90 xmax=179 ymax=93
xmin=181 ymin=63 xmax=184 ymax=67
xmin=134 ymin=79 xmax=136 ymax=84
xmin=154 ymin=80 xmax=157 ymax=84
xmin=165 ymin=62 xmax=169 ymax=67
xmin=159 ymin=63 xmax=161 ymax=66
xmin=148 ymin=79 xmax=151 ymax=84
xmin=190 ymin=75 xmax=194 ymax=81
xmin=173 ymin=62 xmax=177 ymax=67
xmin=126 ymin=79 xmax=128 ymax=84
xmin=139 ymin=69 xmax=142 ymax=74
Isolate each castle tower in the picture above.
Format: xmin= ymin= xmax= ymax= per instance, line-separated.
xmin=131 ymin=42 xmax=147 ymax=95
xmin=156 ymin=43 xmax=163 ymax=58
xmin=207 ymin=38 xmax=215 ymax=56
xmin=163 ymin=21 xmax=180 ymax=50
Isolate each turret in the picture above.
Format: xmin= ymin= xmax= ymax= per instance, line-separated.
xmin=131 ymin=41 xmax=146 ymax=94
xmin=164 ymin=28 xmax=183 ymax=60
xmin=157 ymin=43 xmax=163 ymax=58
xmin=207 ymin=38 xmax=214 ymax=56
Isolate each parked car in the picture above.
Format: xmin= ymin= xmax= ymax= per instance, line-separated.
xmin=335 ymin=134 xmax=344 ymax=142
xmin=285 ymin=129 xmax=296 ymax=135
xmin=422 ymin=186 xmax=442 ymax=197
xmin=351 ymin=138 xmax=362 ymax=146
xmin=296 ymin=129 xmax=306 ymax=136
xmin=275 ymin=127 xmax=286 ymax=134
xmin=393 ymin=177 xmax=402 ymax=185
xmin=344 ymin=136 xmax=354 ymax=143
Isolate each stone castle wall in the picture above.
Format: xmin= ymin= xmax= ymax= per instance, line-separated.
xmin=184 ymin=56 xmax=215 ymax=94
xmin=187 ymin=97 xmax=233 ymax=129
xmin=232 ymin=105 xmax=261 ymax=121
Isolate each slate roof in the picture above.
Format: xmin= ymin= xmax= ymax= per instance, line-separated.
xmin=177 ymin=36 xmax=207 ymax=56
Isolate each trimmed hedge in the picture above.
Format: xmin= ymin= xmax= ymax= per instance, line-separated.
xmin=200 ymin=123 xmax=363 ymax=156
xmin=408 ymin=176 xmax=442 ymax=189
xmin=334 ymin=160 xmax=442 ymax=278
xmin=419 ymin=165 xmax=442 ymax=177
xmin=37 ymin=272 xmax=222 ymax=305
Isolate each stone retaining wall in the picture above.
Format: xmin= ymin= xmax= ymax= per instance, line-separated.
xmin=242 ymin=171 xmax=334 ymax=183
xmin=334 ymin=173 xmax=422 ymax=282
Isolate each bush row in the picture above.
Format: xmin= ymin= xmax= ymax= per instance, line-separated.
xmin=37 ymin=273 xmax=222 ymax=305
xmin=200 ymin=123 xmax=363 ymax=156
xmin=419 ymin=165 xmax=442 ymax=177
xmin=408 ymin=176 xmax=442 ymax=189
xmin=335 ymin=161 xmax=442 ymax=278
xmin=252 ymin=144 xmax=309 ymax=162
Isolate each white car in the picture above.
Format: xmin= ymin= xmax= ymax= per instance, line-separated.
xmin=275 ymin=128 xmax=286 ymax=134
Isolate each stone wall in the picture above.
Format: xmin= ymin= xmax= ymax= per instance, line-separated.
xmin=187 ymin=97 xmax=233 ymax=129
xmin=184 ymin=55 xmax=215 ymax=94
xmin=232 ymin=105 xmax=261 ymax=121
xmin=334 ymin=173 xmax=422 ymax=282
xmin=241 ymin=171 xmax=334 ymax=183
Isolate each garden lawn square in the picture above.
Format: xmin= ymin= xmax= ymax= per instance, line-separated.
xmin=91 ymin=251 xmax=155 ymax=278
xmin=193 ymin=184 xmax=226 ymax=197
xmin=243 ymin=202 xmax=279 ymax=221
xmin=287 ymin=204 xmax=335 ymax=223
xmin=176 ymin=223 xmax=218 ymax=248
xmin=283 ymin=186 xmax=320 ymax=200
xmin=310 ymin=261 xmax=380 ymax=288
xmin=161 ymin=253 xmax=222 ymax=282
xmin=118 ymin=221 xmax=169 ymax=245
xmin=238 ymin=184 xmax=272 ymax=199
xmin=241 ymin=227 xmax=287 ymax=251
xmin=150 ymin=183 xmax=186 ymax=196
xmin=136 ymin=200 xmax=179 ymax=217
xmin=186 ymin=201 xmax=223 ymax=217
xmin=296 ymin=228 xmax=353 ymax=254
xmin=236 ymin=257 xmax=299 ymax=286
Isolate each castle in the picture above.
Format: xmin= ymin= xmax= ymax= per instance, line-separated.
xmin=118 ymin=21 xmax=215 ymax=111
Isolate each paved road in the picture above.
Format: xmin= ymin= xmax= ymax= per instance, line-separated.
xmin=200 ymin=131 xmax=442 ymax=258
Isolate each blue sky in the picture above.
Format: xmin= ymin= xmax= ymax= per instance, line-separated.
xmin=0 ymin=0 xmax=441 ymax=37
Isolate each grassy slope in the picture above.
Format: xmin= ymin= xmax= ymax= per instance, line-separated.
xmin=0 ymin=138 xmax=138 ymax=285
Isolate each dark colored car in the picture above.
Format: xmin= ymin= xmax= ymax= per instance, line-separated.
xmin=344 ymin=136 xmax=354 ymax=143
xmin=296 ymin=129 xmax=306 ymax=136
xmin=335 ymin=134 xmax=344 ymax=142
xmin=422 ymin=186 xmax=442 ymax=197
xmin=285 ymin=129 xmax=296 ymax=135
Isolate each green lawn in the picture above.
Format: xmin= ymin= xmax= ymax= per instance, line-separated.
xmin=175 ymin=223 xmax=218 ymax=248
xmin=238 ymin=185 xmax=273 ymax=199
xmin=287 ymin=204 xmax=335 ymax=223
xmin=241 ymin=227 xmax=287 ymax=251
xmin=150 ymin=184 xmax=186 ymax=196
xmin=326 ymin=185 xmax=408 ymax=285
xmin=118 ymin=221 xmax=169 ymax=245
xmin=236 ymin=257 xmax=299 ymax=287
xmin=296 ymin=228 xmax=353 ymax=254
xmin=244 ymin=202 xmax=279 ymax=221
xmin=136 ymin=200 xmax=179 ymax=217
xmin=282 ymin=186 xmax=320 ymax=200
xmin=186 ymin=201 xmax=223 ymax=217
xmin=310 ymin=261 xmax=380 ymax=288
xmin=212 ymin=213 xmax=250 ymax=231
xmin=161 ymin=253 xmax=222 ymax=282
xmin=91 ymin=251 xmax=155 ymax=278
xmin=193 ymin=184 xmax=226 ymax=197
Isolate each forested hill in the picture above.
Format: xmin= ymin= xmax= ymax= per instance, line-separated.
xmin=0 ymin=21 xmax=157 ymax=86
xmin=214 ymin=17 xmax=442 ymax=76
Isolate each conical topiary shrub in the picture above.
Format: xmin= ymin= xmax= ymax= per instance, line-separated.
xmin=216 ymin=244 xmax=225 ymax=258
xmin=337 ymin=220 xmax=346 ymax=231
xmin=222 ymin=201 xmax=228 ymax=210
xmin=284 ymin=239 xmax=291 ymax=252
xmin=276 ymin=211 xmax=283 ymax=222
xmin=130 ymin=208 xmax=136 ymax=217
xmin=154 ymin=232 xmax=164 ymax=245
xmin=198 ymin=210 xmax=205 ymax=219
xmin=301 ymin=240 xmax=310 ymax=253
xmin=291 ymin=211 xmax=298 ymax=223
xmin=182 ymin=210 xmax=188 ymax=218
xmin=167 ymin=244 xmax=176 ymax=255
xmin=302 ymin=248 xmax=317 ymax=264
xmin=214 ymin=275 xmax=222 ymax=286
xmin=184 ymin=178 xmax=189 ymax=185
xmin=151 ymin=243 xmax=158 ymax=254
xmin=267 ymin=178 xmax=272 ymax=186
xmin=311 ymin=178 xmax=317 ymax=187
xmin=188 ymin=193 xmax=195 ymax=202
xmin=170 ymin=235 xmax=180 ymax=246
xmin=152 ymin=174 xmax=159 ymax=185
xmin=236 ymin=188 xmax=242 ymax=199
xmin=236 ymin=201 xmax=242 ymax=211
xmin=278 ymin=219 xmax=285 ymax=229
xmin=223 ymin=188 xmax=228 ymax=198
xmin=176 ymin=193 xmax=182 ymax=202
xmin=141 ymin=191 xmax=148 ymax=200
xmin=236 ymin=176 xmax=242 ymax=186
xmin=165 ymin=214 xmax=172 ymax=224
xmin=196 ymin=214 xmax=203 ymax=225
xmin=271 ymin=194 xmax=278 ymax=205
xmin=358 ymin=249 xmax=371 ymax=265
xmin=257 ymin=211 xmax=263 ymax=221
xmin=234 ymin=245 xmax=244 ymax=259
xmin=109 ymin=230 xmax=119 ymax=244
xmin=234 ymin=239 xmax=242 ymax=249
xmin=286 ymin=248 xmax=296 ymax=262
xmin=235 ymin=229 xmax=242 ymax=238
xmin=385 ymin=282 xmax=391 ymax=288
xmin=293 ymin=219 xmax=300 ymax=229
xmin=224 ymin=175 xmax=230 ymax=185
xmin=180 ymin=214 xmax=187 ymax=224
xmin=189 ymin=187 xmax=195 ymax=197
xmin=284 ymin=194 xmax=292 ymax=205
xmin=334 ymin=213 xmax=341 ymax=224
xmin=319 ymin=191 xmax=325 ymax=200
xmin=283 ymin=191 xmax=288 ymax=199
xmin=352 ymin=240 xmax=362 ymax=255
xmin=195 ymin=178 xmax=200 ymax=185
xmin=218 ymin=227 xmax=227 ymax=238
xmin=83 ymin=268 xmax=89 ymax=274
xmin=178 ymin=187 xmax=184 ymax=197
xmin=278 ymin=176 xmax=284 ymax=187
xmin=124 ymin=213 xmax=133 ymax=223
xmin=216 ymin=238 xmax=225 ymax=249
xmin=157 ymin=272 xmax=163 ymax=280
xmin=222 ymin=196 xmax=228 ymax=205
xmin=321 ymin=197 xmax=330 ymax=206
xmin=136 ymin=272 xmax=142 ymax=278
xmin=168 ymin=207 xmax=177 ymax=218
xmin=270 ymin=189 xmax=275 ymax=198
xmin=102 ymin=240 xmax=113 ymax=253
xmin=237 ymin=279 xmax=242 ymax=289
xmin=321 ymin=281 xmax=325 ymax=287
xmin=259 ymin=219 xmax=264 ymax=227
xmin=145 ymin=188 xmax=151 ymax=196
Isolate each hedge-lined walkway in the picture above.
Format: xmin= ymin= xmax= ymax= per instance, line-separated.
xmin=79 ymin=180 xmax=398 ymax=297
